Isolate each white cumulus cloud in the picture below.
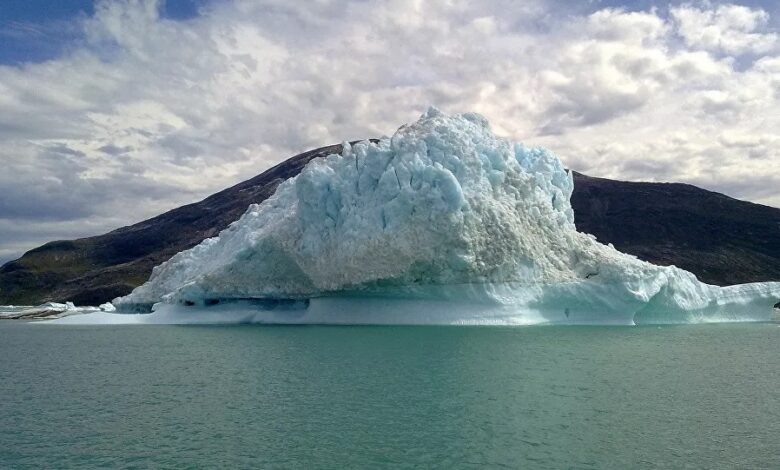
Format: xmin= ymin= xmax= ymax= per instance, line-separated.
xmin=672 ymin=3 xmax=778 ymax=55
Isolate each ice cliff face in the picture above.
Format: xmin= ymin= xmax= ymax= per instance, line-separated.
xmin=113 ymin=108 xmax=780 ymax=324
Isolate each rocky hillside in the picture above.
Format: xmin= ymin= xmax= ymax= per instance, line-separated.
xmin=571 ymin=173 xmax=780 ymax=286
xmin=2 ymin=143 xmax=779 ymax=305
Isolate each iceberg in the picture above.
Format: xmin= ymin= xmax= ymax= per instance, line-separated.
xmin=1 ymin=302 xmax=114 ymax=320
xmin=101 ymin=107 xmax=779 ymax=325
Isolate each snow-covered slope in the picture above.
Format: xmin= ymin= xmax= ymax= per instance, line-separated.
xmin=108 ymin=108 xmax=780 ymax=325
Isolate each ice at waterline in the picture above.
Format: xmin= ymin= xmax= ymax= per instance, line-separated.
xmin=52 ymin=108 xmax=780 ymax=325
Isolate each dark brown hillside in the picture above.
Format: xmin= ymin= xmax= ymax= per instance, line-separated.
xmin=570 ymin=172 xmax=780 ymax=286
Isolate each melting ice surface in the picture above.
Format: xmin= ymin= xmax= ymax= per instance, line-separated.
xmin=0 ymin=302 xmax=114 ymax=320
xmin=56 ymin=108 xmax=780 ymax=325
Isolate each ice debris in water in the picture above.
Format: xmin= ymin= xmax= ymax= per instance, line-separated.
xmin=110 ymin=107 xmax=780 ymax=325
xmin=1 ymin=301 xmax=115 ymax=320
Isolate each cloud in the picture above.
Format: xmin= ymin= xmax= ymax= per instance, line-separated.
xmin=671 ymin=3 xmax=778 ymax=55
xmin=0 ymin=0 xmax=778 ymax=262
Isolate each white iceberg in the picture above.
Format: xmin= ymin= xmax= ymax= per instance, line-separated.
xmin=102 ymin=107 xmax=780 ymax=325
xmin=1 ymin=301 xmax=114 ymax=320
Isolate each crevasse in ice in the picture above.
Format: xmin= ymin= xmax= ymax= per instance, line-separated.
xmin=111 ymin=108 xmax=780 ymax=325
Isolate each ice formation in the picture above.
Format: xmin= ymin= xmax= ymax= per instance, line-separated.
xmin=0 ymin=302 xmax=114 ymax=320
xmin=106 ymin=108 xmax=780 ymax=325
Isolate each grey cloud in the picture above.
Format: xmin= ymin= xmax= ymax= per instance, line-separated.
xmin=539 ymin=87 xmax=648 ymax=135
xmin=686 ymin=174 xmax=780 ymax=206
xmin=615 ymin=158 xmax=681 ymax=182
xmin=98 ymin=144 xmax=133 ymax=155
xmin=47 ymin=143 xmax=86 ymax=157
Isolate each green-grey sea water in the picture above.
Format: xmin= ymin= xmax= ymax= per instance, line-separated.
xmin=1 ymin=322 xmax=778 ymax=469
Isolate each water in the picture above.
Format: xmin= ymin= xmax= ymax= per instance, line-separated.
xmin=1 ymin=322 xmax=778 ymax=469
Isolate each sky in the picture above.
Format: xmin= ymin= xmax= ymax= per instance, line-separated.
xmin=0 ymin=0 xmax=778 ymax=264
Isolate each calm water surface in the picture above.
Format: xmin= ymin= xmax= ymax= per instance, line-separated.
xmin=1 ymin=322 xmax=778 ymax=469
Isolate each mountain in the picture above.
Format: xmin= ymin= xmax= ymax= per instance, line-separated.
xmin=570 ymin=173 xmax=780 ymax=286
xmin=2 ymin=143 xmax=779 ymax=305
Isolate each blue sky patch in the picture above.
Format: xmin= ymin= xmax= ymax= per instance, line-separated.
xmin=0 ymin=0 xmax=205 ymax=64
